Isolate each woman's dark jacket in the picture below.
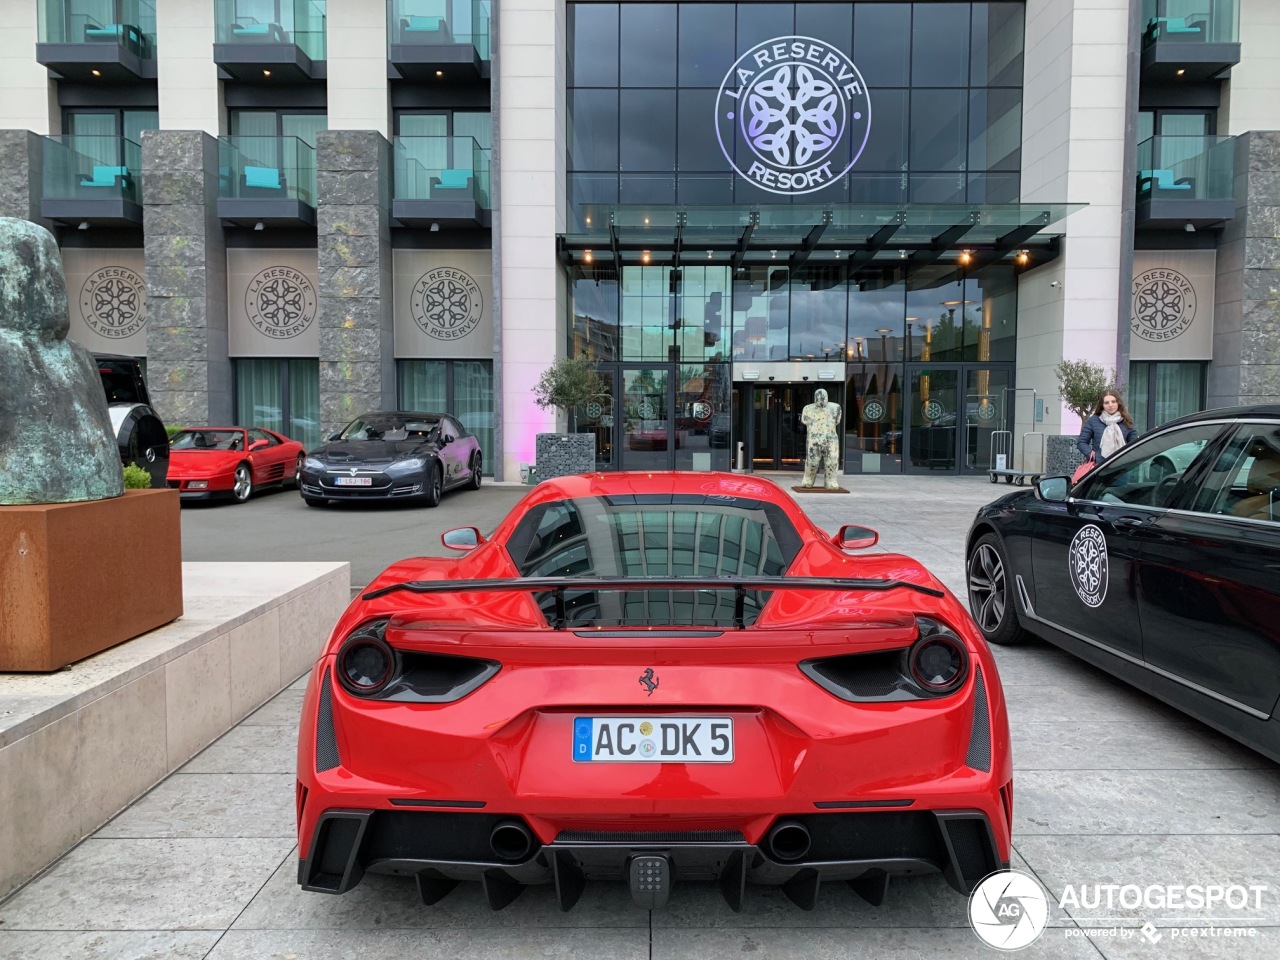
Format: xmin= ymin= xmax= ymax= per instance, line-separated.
xmin=1077 ymin=414 xmax=1139 ymax=462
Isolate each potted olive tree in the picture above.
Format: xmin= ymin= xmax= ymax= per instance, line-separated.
xmin=532 ymin=355 xmax=607 ymax=481
xmin=1048 ymin=359 xmax=1115 ymax=475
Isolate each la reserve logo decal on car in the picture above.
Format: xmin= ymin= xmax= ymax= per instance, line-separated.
xmin=1069 ymin=524 xmax=1109 ymax=608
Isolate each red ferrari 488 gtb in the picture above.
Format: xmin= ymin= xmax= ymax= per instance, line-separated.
xmin=296 ymin=472 xmax=1012 ymax=911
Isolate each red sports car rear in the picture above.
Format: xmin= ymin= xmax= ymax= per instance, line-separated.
xmin=296 ymin=473 xmax=1012 ymax=911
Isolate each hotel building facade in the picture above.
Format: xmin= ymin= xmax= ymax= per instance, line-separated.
xmin=0 ymin=0 xmax=1277 ymax=481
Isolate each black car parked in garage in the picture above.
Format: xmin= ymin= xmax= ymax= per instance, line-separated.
xmin=965 ymin=405 xmax=1280 ymax=762
xmin=299 ymin=411 xmax=483 ymax=508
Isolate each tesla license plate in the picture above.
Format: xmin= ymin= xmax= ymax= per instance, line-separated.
xmin=573 ymin=717 xmax=734 ymax=762
xmin=334 ymin=477 xmax=372 ymax=486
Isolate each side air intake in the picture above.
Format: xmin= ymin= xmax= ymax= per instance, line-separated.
xmin=965 ymin=667 xmax=991 ymax=772
xmin=316 ymin=667 xmax=341 ymax=772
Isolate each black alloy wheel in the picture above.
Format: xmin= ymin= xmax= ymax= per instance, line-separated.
xmin=470 ymin=453 xmax=483 ymax=490
xmin=422 ymin=464 xmax=443 ymax=508
xmin=232 ymin=464 xmax=253 ymax=504
xmin=966 ymin=533 xmax=1028 ymax=645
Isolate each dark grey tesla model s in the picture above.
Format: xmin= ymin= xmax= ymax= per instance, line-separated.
xmin=299 ymin=411 xmax=483 ymax=508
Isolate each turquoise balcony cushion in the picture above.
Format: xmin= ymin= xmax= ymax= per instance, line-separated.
xmin=404 ymin=16 xmax=446 ymax=31
xmin=80 ymin=166 xmax=129 ymax=188
xmin=244 ymin=166 xmax=282 ymax=190
xmin=436 ymin=169 xmax=472 ymax=189
xmin=1138 ymin=169 xmax=1193 ymax=191
xmin=233 ymin=22 xmax=273 ymax=36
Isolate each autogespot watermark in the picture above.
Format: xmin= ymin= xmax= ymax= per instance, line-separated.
xmin=968 ymin=870 xmax=1269 ymax=951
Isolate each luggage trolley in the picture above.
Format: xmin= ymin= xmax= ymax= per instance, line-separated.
xmin=987 ymin=388 xmax=1046 ymax=485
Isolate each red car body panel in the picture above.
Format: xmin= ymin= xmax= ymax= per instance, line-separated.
xmin=168 ymin=427 xmax=304 ymax=498
xmin=296 ymin=472 xmax=1012 ymax=910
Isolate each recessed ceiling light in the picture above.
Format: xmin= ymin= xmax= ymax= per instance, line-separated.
xmin=583 ymin=250 xmax=593 ymax=263
xmin=1176 ymin=68 xmax=1185 ymax=76
xmin=91 ymin=69 xmax=101 ymax=77
xmin=263 ymin=69 xmax=271 ymax=77
xmin=436 ymin=70 xmax=444 ymax=77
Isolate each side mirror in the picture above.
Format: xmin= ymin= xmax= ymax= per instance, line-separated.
xmin=248 ymin=439 xmax=268 ymax=452
xmin=328 ymin=432 xmax=342 ymax=442
xmin=834 ymin=524 xmax=879 ymax=550
xmin=437 ymin=433 xmax=450 ymax=445
xmin=442 ymin=526 xmax=485 ymax=551
xmin=1036 ymin=476 xmax=1071 ymax=503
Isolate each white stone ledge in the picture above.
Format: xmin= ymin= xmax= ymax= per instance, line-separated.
xmin=0 ymin=561 xmax=350 ymax=900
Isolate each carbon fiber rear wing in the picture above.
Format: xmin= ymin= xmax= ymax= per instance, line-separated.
xmin=362 ymin=576 xmax=944 ymax=630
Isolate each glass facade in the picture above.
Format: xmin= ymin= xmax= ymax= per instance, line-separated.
xmin=398 ymin=360 xmax=494 ymax=471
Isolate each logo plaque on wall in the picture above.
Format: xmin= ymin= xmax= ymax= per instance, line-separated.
xmin=80 ymin=266 xmax=146 ymax=339
xmin=245 ymin=266 xmax=317 ymax=339
xmin=1131 ymin=268 xmax=1196 ymax=343
xmin=411 ymin=267 xmax=484 ymax=342
xmin=716 ymin=36 xmax=872 ymax=196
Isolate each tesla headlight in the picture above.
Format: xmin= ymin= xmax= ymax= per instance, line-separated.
xmin=387 ymin=457 xmax=426 ymax=474
xmin=303 ymin=457 xmax=326 ymax=471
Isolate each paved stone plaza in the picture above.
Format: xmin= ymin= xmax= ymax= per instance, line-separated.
xmin=1 ymin=476 xmax=1278 ymax=959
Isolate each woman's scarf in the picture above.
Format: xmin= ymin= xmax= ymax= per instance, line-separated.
xmin=1100 ymin=412 xmax=1126 ymax=459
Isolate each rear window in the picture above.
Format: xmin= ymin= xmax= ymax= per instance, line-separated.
xmin=506 ymin=494 xmax=801 ymax=627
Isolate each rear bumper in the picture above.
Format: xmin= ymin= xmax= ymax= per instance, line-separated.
xmin=297 ymin=807 xmax=1006 ymax=908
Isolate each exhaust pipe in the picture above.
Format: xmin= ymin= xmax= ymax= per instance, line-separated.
xmin=765 ymin=820 xmax=811 ymax=862
xmin=490 ymin=820 xmax=534 ymax=862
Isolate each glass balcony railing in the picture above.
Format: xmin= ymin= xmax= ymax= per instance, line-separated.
xmin=394 ymin=136 xmax=491 ymax=208
xmin=1136 ymin=136 xmax=1235 ymax=200
xmin=42 ymin=135 xmax=143 ymax=203
xmin=389 ymin=0 xmax=491 ymax=59
xmin=218 ymin=136 xmax=317 ymax=206
xmin=1142 ymin=0 xmax=1239 ymax=44
xmin=215 ymin=0 xmax=327 ymax=61
xmin=37 ymin=0 xmax=157 ymax=57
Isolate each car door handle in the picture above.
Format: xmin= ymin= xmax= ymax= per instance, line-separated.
xmin=1109 ymin=516 xmax=1148 ymax=529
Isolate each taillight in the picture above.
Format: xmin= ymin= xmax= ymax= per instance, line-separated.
xmin=908 ymin=618 xmax=969 ymax=694
xmin=336 ymin=620 xmax=397 ymax=696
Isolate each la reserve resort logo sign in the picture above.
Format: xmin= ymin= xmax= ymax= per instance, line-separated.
xmin=716 ymin=36 xmax=872 ymax=196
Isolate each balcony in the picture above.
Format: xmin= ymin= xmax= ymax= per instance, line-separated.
xmin=214 ymin=0 xmax=326 ymax=82
xmin=40 ymin=135 xmax=143 ymax=227
xmin=1140 ymin=0 xmax=1240 ymax=82
xmin=217 ymin=136 xmax=317 ymax=228
xmin=388 ymin=0 xmax=490 ymax=81
xmin=391 ymin=136 xmax=490 ymax=228
xmin=1136 ymin=135 xmax=1236 ymax=230
xmin=36 ymin=0 xmax=156 ymax=81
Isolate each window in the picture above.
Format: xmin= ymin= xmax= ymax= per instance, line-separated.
xmin=1128 ymin=361 xmax=1206 ymax=433
xmin=1075 ymin=423 xmax=1222 ymax=509
xmin=1191 ymin=423 xmax=1280 ymax=523
xmin=234 ymin=358 xmax=321 ymax=449
xmin=397 ymin=359 xmax=493 ymax=470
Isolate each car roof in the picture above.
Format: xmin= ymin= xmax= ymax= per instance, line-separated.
xmin=177 ymin=426 xmax=250 ymax=431
xmin=1156 ymin=404 xmax=1280 ymax=431
xmin=528 ymin=471 xmax=792 ymax=504
xmin=356 ymin=410 xmax=446 ymax=419
xmin=92 ymin=353 xmax=141 ymax=363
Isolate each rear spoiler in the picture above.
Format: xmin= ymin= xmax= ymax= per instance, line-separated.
xmin=362 ymin=576 xmax=945 ymax=630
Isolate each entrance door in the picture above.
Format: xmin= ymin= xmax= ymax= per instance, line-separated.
xmin=906 ymin=365 xmax=1015 ymax=474
xmin=906 ymin=366 xmax=959 ymax=472
xmin=620 ymin=366 xmax=675 ymax=470
xmin=750 ymin=384 xmax=814 ymax=471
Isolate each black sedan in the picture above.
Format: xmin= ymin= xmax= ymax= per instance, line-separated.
xmin=299 ymin=411 xmax=482 ymax=508
xmin=965 ymin=405 xmax=1280 ymax=761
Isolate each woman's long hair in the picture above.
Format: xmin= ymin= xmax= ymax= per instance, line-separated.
xmin=1092 ymin=390 xmax=1133 ymax=428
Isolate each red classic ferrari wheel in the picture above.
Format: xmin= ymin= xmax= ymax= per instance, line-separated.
xmin=232 ymin=464 xmax=253 ymax=503
xmin=289 ymin=453 xmax=304 ymax=489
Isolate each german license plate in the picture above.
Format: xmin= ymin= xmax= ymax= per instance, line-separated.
xmin=573 ymin=717 xmax=733 ymax=762
xmin=334 ymin=477 xmax=372 ymax=486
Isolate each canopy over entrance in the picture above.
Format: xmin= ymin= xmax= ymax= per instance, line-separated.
xmin=558 ymin=202 xmax=1085 ymax=273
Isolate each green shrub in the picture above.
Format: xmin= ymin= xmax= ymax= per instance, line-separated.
xmin=533 ymin=356 xmax=606 ymax=431
xmin=1054 ymin=359 xmax=1116 ymax=422
xmin=122 ymin=463 xmax=152 ymax=489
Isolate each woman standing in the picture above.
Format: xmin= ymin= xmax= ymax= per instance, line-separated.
xmin=1077 ymin=390 xmax=1139 ymax=463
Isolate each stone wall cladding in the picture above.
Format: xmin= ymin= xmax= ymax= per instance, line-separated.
xmin=142 ymin=131 xmax=230 ymax=426
xmin=316 ymin=132 xmax=393 ymax=432
xmin=1214 ymin=131 xmax=1280 ymax=407
xmin=535 ymin=433 xmax=596 ymax=481
xmin=0 ymin=131 xmax=46 ymax=226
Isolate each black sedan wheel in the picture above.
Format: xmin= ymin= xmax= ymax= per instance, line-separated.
xmin=967 ymin=533 xmax=1028 ymax=645
xmin=232 ymin=464 xmax=253 ymax=504
xmin=470 ymin=453 xmax=483 ymax=490
xmin=422 ymin=464 xmax=442 ymax=508
xmin=289 ymin=454 xmax=304 ymax=489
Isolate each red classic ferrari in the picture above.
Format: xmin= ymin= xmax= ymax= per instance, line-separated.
xmin=296 ymin=472 xmax=1012 ymax=911
xmin=168 ymin=427 xmax=305 ymax=503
